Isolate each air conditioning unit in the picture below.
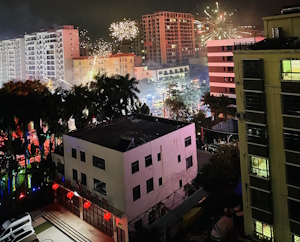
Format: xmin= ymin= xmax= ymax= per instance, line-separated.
xmin=236 ymin=112 xmax=245 ymax=119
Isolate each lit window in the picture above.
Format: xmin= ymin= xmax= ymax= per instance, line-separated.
xmin=250 ymin=156 xmax=269 ymax=179
xmin=253 ymin=220 xmax=274 ymax=242
xmin=293 ymin=234 xmax=300 ymax=242
xmin=282 ymin=59 xmax=300 ymax=81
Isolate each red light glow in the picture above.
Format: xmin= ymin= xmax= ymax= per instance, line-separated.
xmin=67 ymin=191 xmax=74 ymax=200
xmin=19 ymin=193 xmax=25 ymax=199
xmin=52 ymin=183 xmax=59 ymax=191
xmin=104 ymin=212 xmax=111 ymax=221
xmin=84 ymin=201 xmax=91 ymax=209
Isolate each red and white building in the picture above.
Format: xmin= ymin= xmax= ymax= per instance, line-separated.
xmin=207 ymin=37 xmax=265 ymax=99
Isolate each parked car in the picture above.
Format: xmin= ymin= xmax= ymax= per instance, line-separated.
xmin=210 ymin=216 xmax=234 ymax=241
xmin=208 ymin=144 xmax=220 ymax=153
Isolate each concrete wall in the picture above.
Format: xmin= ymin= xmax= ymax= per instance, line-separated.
xmin=63 ymin=135 xmax=127 ymax=213
xmin=123 ymin=123 xmax=198 ymax=221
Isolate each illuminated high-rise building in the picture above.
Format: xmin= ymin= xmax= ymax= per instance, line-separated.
xmin=142 ymin=11 xmax=195 ymax=65
xmin=0 ymin=38 xmax=26 ymax=88
xmin=234 ymin=8 xmax=300 ymax=242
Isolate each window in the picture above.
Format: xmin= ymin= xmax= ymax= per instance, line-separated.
xmin=287 ymin=164 xmax=300 ymax=187
xmin=94 ymin=178 xmax=106 ymax=195
xmin=227 ymin=56 xmax=233 ymax=61
xmin=135 ymin=218 xmax=143 ymax=230
xmin=185 ymin=136 xmax=191 ymax=147
xmin=159 ymin=177 xmax=162 ymax=186
xmin=148 ymin=210 xmax=155 ymax=225
xmin=253 ymin=220 xmax=274 ymax=242
xmin=289 ymin=199 xmax=300 ymax=222
xmin=281 ymin=59 xmax=300 ymax=81
xmin=72 ymin=148 xmax=77 ymax=158
xmin=73 ymin=169 xmax=78 ymax=181
xmin=157 ymin=153 xmax=161 ymax=161
xmin=80 ymin=151 xmax=85 ymax=162
xmin=57 ymin=162 xmax=64 ymax=175
xmin=293 ymin=234 xmax=300 ymax=242
xmin=146 ymin=178 xmax=154 ymax=193
xmin=179 ymin=179 xmax=182 ymax=188
xmin=282 ymin=95 xmax=300 ymax=116
xmin=228 ymin=67 xmax=234 ymax=71
xmin=226 ymin=46 xmax=232 ymax=50
xmin=243 ymin=59 xmax=263 ymax=79
xmin=186 ymin=156 xmax=193 ymax=169
xmin=93 ymin=156 xmax=105 ymax=170
xmin=251 ymin=189 xmax=272 ymax=212
xmin=250 ymin=156 xmax=270 ymax=179
xmin=178 ymin=155 xmax=181 ymax=162
xmin=131 ymin=161 xmax=139 ymax=174
xmin=145 ymin=155 xmax=152 ymax=167
xmin=133 ymin=185 xmax=141 ymax=201
xmin=81 ymin=173 xmax=86 ymax=186
xmin=245 ymin=92 xmax=266 ymax=112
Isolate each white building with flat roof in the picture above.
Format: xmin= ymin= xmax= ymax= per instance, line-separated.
xmin=0 ymin=38 xmax=26 ymax=88
xmin=52 ymin=115 xmax=198 ymax=242
xmin=24 ymin=25 xmax=79 ymax=83
xmin=135 ymin=65 xmax=189 ymax=82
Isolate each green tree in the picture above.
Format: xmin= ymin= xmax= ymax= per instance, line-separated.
xmin=181 ymin=82 xmax=202 ymax=112
xmin=199 ymin=144 xmax=240 ymax=191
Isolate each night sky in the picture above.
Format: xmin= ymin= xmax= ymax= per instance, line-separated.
xmin=0 ymin=0 xmax=299 ymax=41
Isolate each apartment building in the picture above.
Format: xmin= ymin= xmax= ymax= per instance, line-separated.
xmin=52 ymin=115 xmax=198 ymax=242
xmin=25 ymin=25 xmax=79 ymax=83
xmin=142 ymin=11 xmax=195 ymax=66
xmin=234 ymin=9 xmax=300 ymax=242
xmin=0 ymin=38 xmax=26 ymax=87
xmin=207 ymin=37 xmax=265 ymax=99
xmin=72 ymin=53 xmax=135 ymax=85
xmin=135 ymin=64 xmax=189 ymax=82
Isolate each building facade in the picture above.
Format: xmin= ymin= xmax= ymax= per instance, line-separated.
xmin=207 ymin=37 xmax=265 ymax=99
xmin=0 ymin=38 xmax=26 ymax=88
xmin=142 ymin=11 xmax=195 ymax=66
xmin=72 ymin=53 xmax=135 ymax=85
xmin=52 ymin=115 xmax=198 ymax=242
xmin=24 ymin=25 xmax=79 ymax=83
xmin=234 ymin=11 xmax=300 ymax=242
xmin=134 ymin=65 xmax=189 ymax=82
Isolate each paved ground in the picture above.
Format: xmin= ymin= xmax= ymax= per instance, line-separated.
xmin=31 ymin=203 xmax=114 ymax=242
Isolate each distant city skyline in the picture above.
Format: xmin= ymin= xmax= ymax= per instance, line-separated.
xmin=1 ymin=0 xmax=299 ymax=41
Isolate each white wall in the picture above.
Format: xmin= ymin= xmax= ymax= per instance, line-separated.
xmin=123 ymin=123 xmax=198 ymax=221
xmin=63 ymin=135 xmax=127 ymax=213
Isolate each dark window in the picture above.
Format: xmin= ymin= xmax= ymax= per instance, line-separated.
xmin=222 ymin=46 xmax=224 ymax=51
xmin=245 ymin=111 xmax=266 ymax=124
xmin=57 ymin=162 xmax=64 ymax=175
xmin=145 ymin=155 xmax=152 ymax=167
xmin=80 ymin=151 xmax=85 ymax=162
xmin=251 ymin=189 xmax=272 ymax=212
xmin=73 ymin=169 xmax=77 ymax=181
xmin=81 ymin=173 xmax=86 ymax=186
xmin=186 ymin=156 xmax=193 ymax=169
xmin=245 ymin=92 xmax=266 ymax=112
xmin=226 ymin=46 xmax=232 ymax=50
xmin=179 ymin=179 xmax=182 ymax=188
xmin=228 ymin=67 xmax=234 ymax=71
xmin=131 ymin=161 xmax=139 ymax=174
xmin=134 ymin=218 xmax=143 ymax=230
xmin=284 ymin=129 xmax=300 ymax=152
xmin=243 ymin=59 xmax=263 ymax=79
xmin=282 ymin=94 xmax=300 ymax=116
xmin=157 ymin=153 xmax=161 ymax=161
xmin=94 ymin=178 xmax=106 ymax=195
xmin=185 ymin=136 xmax=192 ymax=147
xmin=289 ymin=199 xmax=300 ymax=222
xmin=148 ymin=210 xmax=155 ymax=225
xmin=229 ymin=88 xmax=235 ymax=93
xmin=243 ymin=79 xmax=264 ymax=91
xmin=146 ymin=178 xmax=154 ymax=193
xmin=133 ymin=185 xmax=141 ymax=201
xmin=93 ymin=156 xmax=105 ymax=170
xmin=72 ymin=148 xmax=77 ymax=158
xmin=178 ymin=155 xmax=181 ymax=162
xmin=159 ymin=177 xmax=162 ymax=186
xmin=248 ymin=143 xmax=269 ymax=157
xmin=286 ymin=164 xmax=300 ymax=187
xmin=227 ymin=56 xmax=233 ymax=61
xmin=246 ymin=124 xmax=268 ymax=145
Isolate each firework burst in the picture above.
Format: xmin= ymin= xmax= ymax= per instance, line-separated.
xmin=195 ymin=2 xmax=252 ymax=48
xmin=109 ymin=19 xmax=139 ymax=42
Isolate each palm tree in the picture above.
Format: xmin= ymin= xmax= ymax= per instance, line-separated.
xmin=132 ymin=101 xmax=151 ymax=115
